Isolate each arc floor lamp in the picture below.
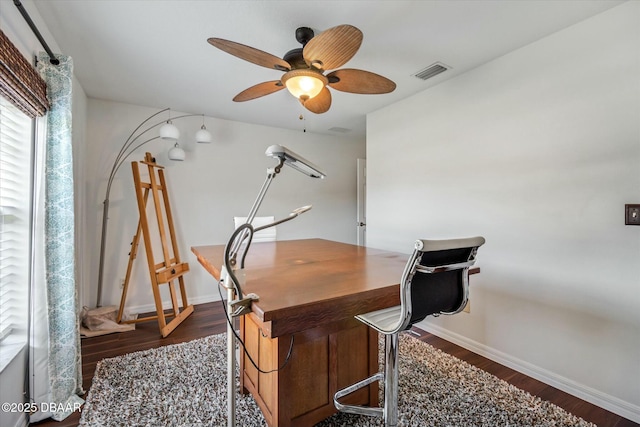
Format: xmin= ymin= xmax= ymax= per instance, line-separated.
xmin=96 ymin=108 xmax=212 ymax=308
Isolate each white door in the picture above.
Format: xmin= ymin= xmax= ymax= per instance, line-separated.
xmin=357 ymin=159 xmax=366 ymax=246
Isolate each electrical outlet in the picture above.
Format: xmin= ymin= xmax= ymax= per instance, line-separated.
xmin=625 ymin=204 xmax=640 ymax=225
xmin=120 ymin=278 xmax=125 ymax=288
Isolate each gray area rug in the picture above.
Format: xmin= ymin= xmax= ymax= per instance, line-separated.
xmin=80 ymin=333 xmax=595 ymax=427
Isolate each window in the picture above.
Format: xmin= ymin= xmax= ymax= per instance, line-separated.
xmin=0 ymin=95 xmax=32 ymax=353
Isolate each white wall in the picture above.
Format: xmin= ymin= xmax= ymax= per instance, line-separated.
xmin=367 ymin=2 xmax=639 ymax=422
xmin=84 ymin=99 xmax=365 ymax=311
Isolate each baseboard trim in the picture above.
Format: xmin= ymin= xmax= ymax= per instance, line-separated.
xmin=121 ymin=293 xmax=222 ymax=317
xmin=418 ymin=322 xmax=640 ymax=424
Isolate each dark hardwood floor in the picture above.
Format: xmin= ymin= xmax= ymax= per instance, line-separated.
xmin=32 ymin=302 xmax=638 ymax=427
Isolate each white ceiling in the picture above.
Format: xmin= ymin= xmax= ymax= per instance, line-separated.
xmin=32 ymin=0 xmax=623 ymax=138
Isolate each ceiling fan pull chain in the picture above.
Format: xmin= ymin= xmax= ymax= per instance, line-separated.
xmin=299 ymin=113 xmax=306 ymax=133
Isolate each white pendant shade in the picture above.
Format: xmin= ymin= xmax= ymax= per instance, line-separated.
xmin=160 ymin=121 xmax=180 ymax=141
xmin=168 ymin=142 xmax=185 ymax=161
xmin=196 ymin=125 xmax=212 ymax=143
xmin=282 ymin=69 xmax=328 ymax=100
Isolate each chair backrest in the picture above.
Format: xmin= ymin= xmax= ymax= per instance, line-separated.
xmin=233 ymin=216 xmax=277 ymax=242
xmin=399 ymin=236 xmax=485 ymax=330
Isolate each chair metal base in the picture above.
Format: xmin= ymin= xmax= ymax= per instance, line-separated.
xmin=334 ymin=333 xmax=400 ymax=427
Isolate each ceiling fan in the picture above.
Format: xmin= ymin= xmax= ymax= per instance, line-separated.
xmin=207 ymin=25 xmax=396 ymax=114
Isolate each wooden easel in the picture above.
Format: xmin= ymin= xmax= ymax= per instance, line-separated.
xmin=117 ymin=152 xmax=194 ymax=337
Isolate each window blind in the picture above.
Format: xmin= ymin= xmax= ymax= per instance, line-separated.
xmin=0 ymin=29 xmax=48 ymax=118
xmin=0 ymin=95 xmax=32 ymax=344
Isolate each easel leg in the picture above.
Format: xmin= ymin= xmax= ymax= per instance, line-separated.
xmin=118 ymin=188 xmax=149 ymax=323
xmin=168 ymin=279 xmax=180 ymax=318
xmin=117 ymin=226 xmax=139 ymax=323
xmin=178 ymin=275 xmax=189 ymax=312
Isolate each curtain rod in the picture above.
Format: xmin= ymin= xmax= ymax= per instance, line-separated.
xmin=13 ymin=0 xmax=59 ymax=65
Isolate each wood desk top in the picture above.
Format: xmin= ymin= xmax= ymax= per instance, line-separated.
xmin=192 ymin=238 xmax=478 ymax=338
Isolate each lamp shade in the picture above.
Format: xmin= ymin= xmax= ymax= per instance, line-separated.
xmin=168 ymin=142 xmax=185 ymax=161
xmin=196 ymin=125 xmax=212 ymax=143
xmin=282 ymin=69 xmax=328 ymax=100
xmin=159 ymin=121 xmax=180 ymax=141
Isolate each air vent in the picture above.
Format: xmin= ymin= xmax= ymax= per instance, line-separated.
xmin=413 ymin=62 xmax=449 ymax=81
xmin=328 ymin=127 xmax=351 ymax=133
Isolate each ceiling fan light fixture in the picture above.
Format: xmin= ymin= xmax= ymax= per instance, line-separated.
xmin=282 ymin=69 xmax=328 ymax=101
xmin=209 ymin=24 xmax=395 ymax=115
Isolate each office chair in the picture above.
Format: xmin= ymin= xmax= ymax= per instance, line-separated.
xmin=334 ymin=236 xmax=485 ymax=427
xmin=233 ymin=216 xmax=276 ymax=242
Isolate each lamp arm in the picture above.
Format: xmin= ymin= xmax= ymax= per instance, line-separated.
xmin=245 ymin=159 xmax=285 ymax=223
xmin=97 ymin=131 xmax=163 ymax=307
xmin=111 ymin=112 xmax=202 ymax=179
xmin=114 ymin=108 xmax=169 ymax=165
xmin=105 ymin=136 xmax=160 ymax=202
xmin=96 ymin=131 xmax=162 ymax=307
xmin=227 ymin=161 xmax=283 ymax=266
xmin=253 ymin=205 xmax=312 ymax=232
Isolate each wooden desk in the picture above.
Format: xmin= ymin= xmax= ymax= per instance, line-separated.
xmin=192 ymin=239 xmax=478 ymax=427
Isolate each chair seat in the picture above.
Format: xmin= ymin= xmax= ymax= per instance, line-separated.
xmin=356 ymin=305 xmax=402 ymax=334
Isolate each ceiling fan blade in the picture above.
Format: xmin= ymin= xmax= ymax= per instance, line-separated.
xmin=301 ymin=87 xmax=332 ymax=114
xmin=208 ymin=38 xmax=291 ymax=71
xmin=233 ymin=81 xmax=285 ymax=102
xmin=327 ymin=69 xmax=396 ymax=94
xmin=303 ymin=25 xmax=363 ymax=71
